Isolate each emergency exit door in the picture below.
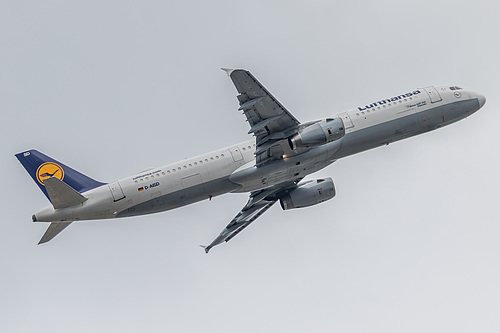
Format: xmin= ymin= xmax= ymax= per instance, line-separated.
xmin=108 ymin=181 xmax=125 ymax=202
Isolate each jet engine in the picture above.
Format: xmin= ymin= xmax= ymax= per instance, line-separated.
xmin=279 ymin=178 xmax=336 ymax=210
xmin=289 ymin=118 xmax=345 ymax=150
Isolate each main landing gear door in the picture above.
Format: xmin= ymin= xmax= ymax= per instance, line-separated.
xmin=424 ymin=87 xmax=442 ymax=103
xmin=108 ymin=181 xmax=125 ymax=202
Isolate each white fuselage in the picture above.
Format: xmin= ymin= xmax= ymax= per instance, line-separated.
xmin=33 ymin=86 xmax=485 ymax=223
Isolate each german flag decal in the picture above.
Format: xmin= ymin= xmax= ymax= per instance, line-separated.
xmin=138 ymin=187 xmax=144 ymax=192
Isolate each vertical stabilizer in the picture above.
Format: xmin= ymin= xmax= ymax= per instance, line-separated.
xmin=15 ymin=150 xmax=105 ymax=202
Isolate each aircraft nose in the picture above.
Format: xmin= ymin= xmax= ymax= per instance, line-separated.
xmin=477 ymin=94 xmax=486 ymax=108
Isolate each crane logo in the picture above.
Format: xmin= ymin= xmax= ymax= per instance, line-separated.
xmin=36 ymin=162 xmax=65 ymax=185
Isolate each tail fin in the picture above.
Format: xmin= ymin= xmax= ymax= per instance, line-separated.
xmin=15 ymin=150 xmax=105 ymax=201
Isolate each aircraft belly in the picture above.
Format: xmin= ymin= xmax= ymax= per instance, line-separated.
xmin=116 ymin=177 xmax=239 ymax=218
xmin=418 ymin=99 xmax=480 ymax=130
xmin=229 ymin=145 xmax=333 ymax=193
xmin=332 ymin=100 xmax=478 ymax=160
xmin=333 ymin=111 xmax=422 ymax=159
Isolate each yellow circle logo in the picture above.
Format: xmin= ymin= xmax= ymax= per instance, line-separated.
xmin=36 ymin=162 xmax=64 ymax=185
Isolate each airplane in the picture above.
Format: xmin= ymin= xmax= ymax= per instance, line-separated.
xmin=15 ymin=69 xmax=486 ymax=253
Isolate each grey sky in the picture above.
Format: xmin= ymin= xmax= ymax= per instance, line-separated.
xmin=2 ymin=1 xmax=499 ymax=332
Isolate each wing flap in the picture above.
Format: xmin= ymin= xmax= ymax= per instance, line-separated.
xmin=247 ymin=115 xmax=283 ymax=134
xmin=238 ymin=96 xmax=266 ymax=111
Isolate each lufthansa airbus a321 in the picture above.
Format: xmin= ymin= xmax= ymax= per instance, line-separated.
xmin=16 ymin=69 xmax=486 ymax=252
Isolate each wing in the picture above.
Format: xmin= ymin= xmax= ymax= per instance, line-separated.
xmin=223 ymin=69 xmax=301 ymax=165
xmin=202 ymin=181 xmax=300 ymax=253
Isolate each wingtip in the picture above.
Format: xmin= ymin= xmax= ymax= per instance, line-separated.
xmin=38 ymin=236 xmax=50 ymax=245
xmin=221 ymin=68 xmax=234 ymax=76
xmin=200 ymin=245 xmax=211 ymax=254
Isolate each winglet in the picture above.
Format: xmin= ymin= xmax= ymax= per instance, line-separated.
xmin=221 ymin=68 xmax=234 ymax=76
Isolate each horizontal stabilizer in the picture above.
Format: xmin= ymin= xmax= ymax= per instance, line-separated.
xmin=44 ymin=177 xmax=88 ymax=209
xmin=39 ymin=222 xmax=72 ymax=244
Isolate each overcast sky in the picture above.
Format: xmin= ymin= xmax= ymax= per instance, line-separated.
xmin=2 ymin=1 xmax=499 ymax=332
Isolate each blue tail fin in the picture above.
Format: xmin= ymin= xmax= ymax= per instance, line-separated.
xmin=15 ymin=150 xmax=106 ymax=201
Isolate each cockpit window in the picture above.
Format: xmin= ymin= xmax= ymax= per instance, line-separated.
xmin=450 ymin=86 xmax=463 ymax=90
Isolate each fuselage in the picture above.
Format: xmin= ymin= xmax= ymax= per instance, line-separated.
xmin=33 ymin=86 xmax=485 ymax=223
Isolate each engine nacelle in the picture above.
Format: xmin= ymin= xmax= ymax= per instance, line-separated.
xmin=289 ymin=118 xmax=345 ymax=150
xmin=279 ymin=178 xmax=336 ymax=210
